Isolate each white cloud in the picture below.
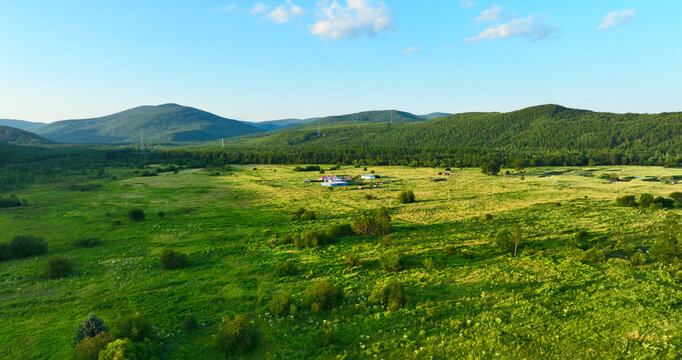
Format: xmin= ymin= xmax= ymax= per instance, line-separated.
xmin=251 ymin=2 xmax=269 ymax=14
xmin=467 ymin=15 xmax=558 ymax=42
xmin=309 ymin=0 xmax=393 ymax=40
xmin=460 ymin=0 xmax=475 ymax=7
xmin=266 ymin=0 xmax=305 ymax=24
xmin=475 ymin=5 xmax=505 ymax=22
xmin=211 ymin=4 xmax=236 ymax=13
xmin=597 ymin=9 xmax=635 ymax=30
xmin=401 ymin=46 xmax=421 ymax=55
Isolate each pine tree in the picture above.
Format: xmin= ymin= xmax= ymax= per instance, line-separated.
xmin=75 ymin=314 xmax=109 ymax=345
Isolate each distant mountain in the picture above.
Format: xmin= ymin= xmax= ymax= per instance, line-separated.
xmin=226 ymin=104 xmax=682 ymax=153
xmin=0 ymin=126 xmax=53 ymax=145
xmin=249 ymin=118 xmax=314 ymax=131
xmin=419 ymin=112 xmax=451 ymax=120
xmin=0 ymin=119 xmax=46 ymax=131
xmin=32 ymin=104 xmax=263 ymax=144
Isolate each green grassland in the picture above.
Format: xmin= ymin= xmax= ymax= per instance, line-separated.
xmin=1 ymin=165 xmax=681 ymax=359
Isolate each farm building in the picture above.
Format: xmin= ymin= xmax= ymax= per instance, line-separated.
xmin=361 ymin=174 xmax=380 ymax=180
xmin=319 ymin=175 xmax=353 ymax=182
xmin=321 ymin=181 xmax=348 ymax=187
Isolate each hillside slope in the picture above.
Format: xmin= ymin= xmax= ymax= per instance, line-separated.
xmin=0 ymin=119 xmax=46 ymax=130
xmin=228 ymin=105 xmax=682 ymax=153
xmin=32 ymin=104 xmax=263 ymax=144
xmin=0 ymin=126 xmax=53 ymax=145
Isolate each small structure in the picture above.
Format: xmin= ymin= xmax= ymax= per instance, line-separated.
xmin=321 ymin=181 xmax=348 ymax=187
xmin=319 ymin=175 xmax=353 ymax=182
xmin=361 ymin=174 xmax=380 ymax=180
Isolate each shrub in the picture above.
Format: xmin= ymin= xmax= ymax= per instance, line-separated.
xmin=74 ymin=332 xmax=114 ymax=360
xmin=269 ymin=292 xmax=295 ymax=316
xmin=294 ymin=230 xmax=333 ymax=248
xmin=369 ymin=280 xmax=405 ymax=311
xmin=0 ymin=243 xmax=11 ymax=261
xmin=343 ymin=252 xmax=362 ymax=268
xmin=290 ymin=207 xmax=306 ymax=220
xmin=159 ymin=249 xmax=188 ymax=270
xmin=98 ymin=339 xmax=156 ymax=360
xmin=397 ymin=190 xmax=416 ymax=204
xmin=128 ymin=209 xmax=145 ymax=222
xmin=352 ymin=214 xmax=377 ymax=235
xmin=616 ymin=195 xmax=637 ymax=207
xmin=580 ymin=248 xmax=606 ymax=264
xmin=379 ymin=249 xmax=405 ymax=272
xmin=461 ymin=248 xmax=474 ymax=259
xmin=43 ymin=256 xmax=72 ymax=279
xmin=481 ymin=160 xmax=501 ymax=176
xmin=484 ymin=214 xmax=494 ymax=222
xmin=215 ymin=314 xmax=253 ymax=355
xmin=300 ymin=210 xmax=317 ymax=221
xmin=327 ymin=224 xmax=353 ymax=237
xmin=75 ymin=314 xmax=109 ymax=344
xmin=306 ymin=280 xmax=343 ymax=312
xmin=183 ymin=314 xmax=198 ymax=333
xmin=631 ymin=252 xmax=646 ymax=266
xmin=293 ymin=165 xmax=321 ymax=172
xmin=423 ymin=257 xmax=442 ymax=270
xmin=375 ymin=207 xmax=391 ymax=235
xmin=280 ymin=233 xmax=299 ymax=245
xmin=364 ymin=193 xmax=377 ymax=200
xmin=639 ymin=193 xmax=654 ymax=208
xmin=275 ymin=260 xmax=297 ymax=277
xmin=378 ymin=234 xmax=392 ymax=245
xmin=157 ymin=211 xmax=166 ymax=219
xmin=444 ymin=245 xmax=456 ymax=255
xmin=7 ymin=235 xmax=47 ymax=259
xmin=653 ymin=196 xmax=675 ymax=209
xmin=73 ymin=237 xmax=101 ymax=248
xmin=670 ymin=192 xmax=682 ymax=201
xmin=650 ymin=213 xmax=681 ymax=263
xmin=115 ymin=314 xmax=154 ymax=342
xmin=0 ymin=194 xmax=23 ymax=208
xmin=495 ymin=226 xmax=522 ymax=255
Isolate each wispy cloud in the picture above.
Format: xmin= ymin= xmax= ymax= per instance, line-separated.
xmin=475 ymin=5 xmax=506 ymax=22
xmin=251 ymin=2 xmax=269 ymax=14
xmin=401 ymin=46 xmax=421 ymax=55
xmin=597 ymin=9 xmax=635 ymax=30
xmin=266 ymin=0 xmax=305 ymax=24
xmin=211 ymin=4 xmax=236 ymax=13
xmin=309 ymin=0 xmax=392 ymax=40
xmin=460 ymin=0 xmax=475 ymax=7
xmin=467 ymin=15 xmax=558 ymax=43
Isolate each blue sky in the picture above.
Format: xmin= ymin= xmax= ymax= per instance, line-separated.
xmin=1 ymin=0 xmax=681 ymax=122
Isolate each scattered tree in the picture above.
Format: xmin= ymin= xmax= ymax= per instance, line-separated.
xmin=305 ymin=280 xmax=343 ymax=312
xmin=43 ymin=256 xmax=72 ymax=279
xmin=75 ymin=314 xmax=109 ymax=345
xmin=369 ymin=280 xmax=406 ymax=311
xmin=128 ymin=209 xmax=146 ymax=222
xmin=215 ymin=314 xmax=254 ymax=355
xmin=159 ymin=249 xmax=188 ymax=270
xmin=379 ymin=249 xmax=405 ymax=272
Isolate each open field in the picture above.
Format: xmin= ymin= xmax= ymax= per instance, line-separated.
xmin=1 ymin=164 xmax=681 ymax=359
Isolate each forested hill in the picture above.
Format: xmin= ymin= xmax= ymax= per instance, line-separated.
xmin=32 ymin=104 xmax=263 ymax=144
xmin=248 ymin=110 xmax=442 ymax=131
xmin=227 ymin=105 xmax=682 ymax=153
xmin=0 ymin=119 xmax=45 ymax=131
xmin=0 ymin=126 xmax=53 ymax=145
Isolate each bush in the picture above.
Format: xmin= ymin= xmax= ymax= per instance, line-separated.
xmin=631 ymin=252 xmax=646 ymax=266
xmin=397 ymin=190 xmax=416 ymax=204
xmin=369 ymin=280 xmax=405 ymax=311
xmin=670 ymin=192 xmax=682 ymax=201
xmin=300 ymin=210 xmax=317 ymax=221
xmin=650 ymin=213 xmax=681 ymax=263
xmin=159 ymin=249 xmax=188 ymax=270
xmin=280 ymin=233 xmax=299 ymax=245
xmin=43 ymin=256 xmax=72 ymax=279
xmin=74 ymin=332 xmax=114 ymax=360
xmin=275 ymin=260 xmax=297 ymax=277
xmin=75 ymin=314 xmax=109 ymax=344
xmin=293 ymin=165 xmax=321 ymax=172
xmin=128 ymin=209 xmax=146 ymax=222
xmin=580 ymin=248 xmax=606 ymax=265
xmin=379 ymin=249 xmax=405 ymax=272
xmin=0 ymin=194 xmax=23 ymax=208
xmin=157 ymin=211 xmax=166 ymax=219
xmin=653 ymin=196 xmax=675 ymax=209
xmin=183 ymin=314 xmax=198 ymax=333
xmin=7 ymin=235 xmax=47 ymax=259
xmin=444 ymin=245 xmax=456 ymax=255
xmin=495 ymin=226 xmax=522 ymax=255
xmin=343 ymin=252 xmax=362 ymax=268
xmin=481 ymin=160 xmax=501 ymax=176
xmin=269 ymin=292 xmax=295 ymax=316
xmin=327 ymin=224 xmax=354 ymax=237
xmin=484 ymin=213 xmax=494 ymax=221
xmin=73 ymin=237 xmax=101 ymax=248
xmin=305 ymin=280 xmax=343 ymax=312
xmin=352 ymin=214 xmax=377 ymax=235
xmin=639 ymin=193 xmax=654 ymax=208
xmin=375 ymin=207 xmax=391 ymax=235
xmin=423 ymin=257 xmax=442 ymax=270
xmin=290 ymin=207 xmax=305 ymax=220
xmin=215 ymin=314 xmax=253 ymax=355
xmin=294 ymin=231 xmax=333 ymax=248
xmin=615 ymin=195 xmax=637 ymax=207
xmin=115 ymin=314 xmax=154 ymax=342
xmin=364 ymin=193 xmax=377 ymax=200
xmin=98 ymin=339 xmax=156 ymax=360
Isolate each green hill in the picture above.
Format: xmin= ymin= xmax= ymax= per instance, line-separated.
xmin=32 ymin=104 xmax=263 ymax=144
xmin=0 ymin=126 xmax=53 ymax=145
xmin=249 ymin=110 xmax=432 ymax=131
xmin=227 ymin=105 xmax=682 ymax=153
xmin=249 ymin=118 xmax=314 ymax=131
xmin=0 ymin=119 xmax=46 ymax=130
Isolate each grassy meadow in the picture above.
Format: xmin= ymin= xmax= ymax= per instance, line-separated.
xmin=1 ymin=164 xmax=682 ymax=359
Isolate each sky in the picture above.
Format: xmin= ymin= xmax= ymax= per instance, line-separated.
xmin=1 ymin=0 xmax=681 ymax=123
